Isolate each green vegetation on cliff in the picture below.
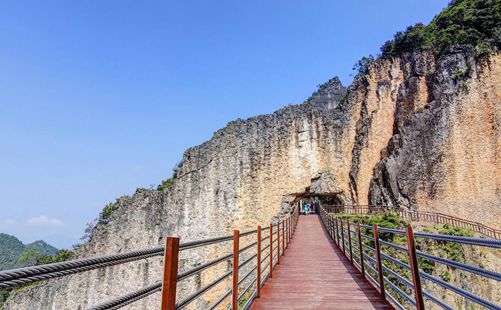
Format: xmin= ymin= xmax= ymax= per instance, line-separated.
xmin=380 ymin=0 xmax=501 ymax=59
xmin=99 ymin=201 xmax=120 ymax=224
xmin=157 ymin=171 xmax=177 ymax=191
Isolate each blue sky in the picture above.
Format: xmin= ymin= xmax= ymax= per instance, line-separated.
xmin=0 ymin=0 xmax=449 ymax=248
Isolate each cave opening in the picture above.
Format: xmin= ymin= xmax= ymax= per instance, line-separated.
xmin=290 ymin=189 xmax=344 ymax=215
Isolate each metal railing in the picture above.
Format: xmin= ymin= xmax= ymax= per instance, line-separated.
xmin=0 ymin=205 xmax=300 ymax=310
xmin=319 ymin=205 xmax=501 ymax=310
xmin=322 ymin=204 xmax=501 ymax=239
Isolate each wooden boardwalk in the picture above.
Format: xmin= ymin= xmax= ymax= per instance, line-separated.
xmin=251 ymin=215 xmax=394 ymax=310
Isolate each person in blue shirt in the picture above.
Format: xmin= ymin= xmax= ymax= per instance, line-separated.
xmin=303 ymin=202 xmax=310 ymax=215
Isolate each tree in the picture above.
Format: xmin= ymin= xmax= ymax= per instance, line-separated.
xmin=352 ymin=55 xmax=374 ymax=75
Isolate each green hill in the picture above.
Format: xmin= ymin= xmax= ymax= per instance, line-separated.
xmin=0 ymin=234 xmax=25 ymax=271
xmin=0 ymin=233 xmax=58 ymax=271
xmin=25 ymin=240 xmax=58 ymax=257
xmin=0 ymin=234 xmax=74 ymax=308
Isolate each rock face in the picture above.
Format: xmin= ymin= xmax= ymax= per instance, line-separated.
xmin=367 ymin=48 xmax=501 ymax=226
xmin=5 ymin=51 xmax=501 ymax=309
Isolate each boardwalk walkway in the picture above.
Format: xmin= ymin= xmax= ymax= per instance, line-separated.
xmin=251 ymin=215 xmax=393 ymax=310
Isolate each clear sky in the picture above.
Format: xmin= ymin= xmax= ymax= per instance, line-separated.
xmin=0 ymin=0 xmax=449 ymax=248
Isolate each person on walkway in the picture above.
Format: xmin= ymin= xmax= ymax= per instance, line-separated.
xmin=303 ymin=202 xmax=310 ymax=215
xmin=312 ymin=202 xmax=318 ymax=214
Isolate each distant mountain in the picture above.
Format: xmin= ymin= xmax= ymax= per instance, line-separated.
xmin=0 ymin=234 xmax=25 ymax=271
xmin=0 ymin=233 xmax=58 ymax=271
xmin=25 ymin=240 xmax=58 ymax=257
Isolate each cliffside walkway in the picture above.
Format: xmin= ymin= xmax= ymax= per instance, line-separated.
xmin=1 ymin=204 xmax=500 ymax=310
xmin=251 ymin=215 xmax=393 ymax=310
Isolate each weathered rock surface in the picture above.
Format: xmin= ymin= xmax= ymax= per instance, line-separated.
xmin=367 ymin=48 xmax=501 ymax=226
xmin=5 ymin=51 xmax=501 ymax=309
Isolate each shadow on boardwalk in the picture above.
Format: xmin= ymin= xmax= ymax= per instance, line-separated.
xmin=251 ymin=215 xmax=393 ymax=310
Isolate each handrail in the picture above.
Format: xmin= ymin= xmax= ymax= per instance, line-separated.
xmin=0 ymin=203 xmax=301 ymax=309
xmin=319 ymin=205 xmax=501 ymax=310
xmin=322 ymin=204 xmax=501 ymax=239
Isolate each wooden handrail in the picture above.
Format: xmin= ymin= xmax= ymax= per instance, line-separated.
xmin=322 ymin=205 xmax=501 ymax=239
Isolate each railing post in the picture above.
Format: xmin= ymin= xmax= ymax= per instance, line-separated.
xmin=269 ymin=223 xmax=273 ymax=278
xmin=288 ymin=217 xmax=290 ymax=245
xmin=286 ymin=217 xmax=289 ymax=249
xmin=325 ymin=211 xmax=329 ymax=234
xmin=257 ymin=225 xmax=262 ymax=298
xmin=284 ymin=217 xmax=289 ymax=249
xmin=328 ymin=216 xmax=333 ymax=239
xmin=333 ymin=217 xmax=337 ymax=243
xmin=288 ymin=217 xmax=291 ymax=243
xmin=282 ymin=219 xmax=285 ymax=256
xmin=290 ymin=216 xmax=292 ymax=239
xmin=232 ymin=230 xmax=240 ymax=310
xmin=335 ymin=218 xmax=340 ymax=247
xmin=277 ymin=221 xmax=281 ymax=264
xmin=406 ymin=226 xmax=425 ymax=310
xmin=161 ymin=237 xmax=180 ymax=310
xmin=373 ymin=225 xmax=385 ymax=300
xmin=333 ymin=217 xmax=337 ymax=244
xmin=340 ymin=220 xmax=346 ymax=255
xmin=357 ymin=222 xmax=365 ymax=277
xmin=347 ymin=221 xmax=353 ymax=264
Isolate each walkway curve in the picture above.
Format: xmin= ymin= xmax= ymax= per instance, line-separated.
xmin=251 ymin=215 xmax=394 ymax=310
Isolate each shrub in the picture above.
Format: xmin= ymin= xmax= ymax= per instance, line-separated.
xmin=439 ymin=223 xmax=474 ymax=237
xmin=99 ymin=202 xmax=119 ymax=224
xmin=36 ymin=249 xmax=75 ymax=265
xmin=352 ymin=55 xmax=375 ymax=74
xmin=157 ymin=171 xmax=177 ymax=191
xmin=440 ymin=270 xmax=452 ymax=282
xmin=437 ymin=223 xmax=473 ymax=262
xmin=335 ymin=211 xmax=408 ymax=242
xmin=0 ymin=289 xmax=10 ymax=309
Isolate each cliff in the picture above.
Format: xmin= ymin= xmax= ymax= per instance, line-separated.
xmin=5 ymin=47 xmax=500 ymax=309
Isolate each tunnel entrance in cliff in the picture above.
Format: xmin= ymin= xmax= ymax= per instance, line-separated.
xmin=287 ymin=172 xmax=347 ymax=214
xmin=293 ymin=192 xmax=343 ymax=212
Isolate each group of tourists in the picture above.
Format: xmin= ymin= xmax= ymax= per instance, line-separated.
xmin=301 ymin=200 xmax=318 ymax=215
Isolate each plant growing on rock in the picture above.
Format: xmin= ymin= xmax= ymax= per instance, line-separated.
xmin=352 ymin=55 xmax=375 ymax=75
xmin=157 ymin=171 xmax=177 ymax=191
xmin=99 ymin=202 xmax=119 ymax=224
xmin=381 ymin=0 xmax=501 ymax=59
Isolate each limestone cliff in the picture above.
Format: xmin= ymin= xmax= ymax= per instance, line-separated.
xmin=367 ymin=48 xmax=501 ymax=226
xmin=5 ymin=50 xmax=501 ymax=309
